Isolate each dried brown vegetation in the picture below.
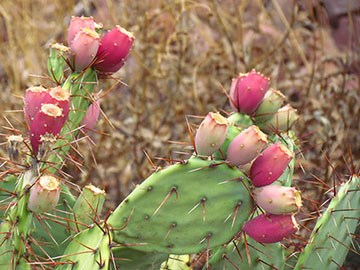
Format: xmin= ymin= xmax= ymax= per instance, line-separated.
xmin=0 ymin=0 xmax=359 ymax=212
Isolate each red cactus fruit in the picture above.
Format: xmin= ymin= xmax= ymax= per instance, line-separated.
xmin=24 ymin=86 xmax=49 ymax=127
xmin=28 ymin=175 xmax=61 ymax=213
xmin=229 ymin=70 xmax=270 ymax=115
xmin=254 ymin=89 xmax=286 ymax=124
xmin=250 ymin=142 xmax=293 ymax=187
xmin=68 ymin=16 xmax=95 ymax=46
xmin=242 ymin=213 xmax=298 ymax=243
xmin=70 ymin=28 xmax=100 ymax=71
xmin=94 ymin=25 xmax=135 ymax=74
xmin=226 ymin=125 xmax=268 ymax=166
xmin=81 ymin=99 xmax=101 ymax=130
xmin=195 ymin=112 xmax=229 ymax=156
xmin=260 ymin=104 xmax=299 ymax=133
xmin=30 ymin=104 xmax=67 ymax=155
xmin=43 ymin=86 xmax=71 ymax=118
xmin=254 ymin=185 xmax=302 ymax=214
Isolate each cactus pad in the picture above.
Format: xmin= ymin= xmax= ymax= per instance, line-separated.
xmin=295 ymin=175 xmax=360 ymax=269
xmin=108 ymin=157 xmax=253 ymax=254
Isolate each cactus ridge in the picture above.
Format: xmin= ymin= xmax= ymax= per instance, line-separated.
xmin=294 ymin=175 xmax=360 ymax=269
xmin=206 ymin=236 xmax=286 ymax=270
xmin=56 ymin=225 xmax=110 ymax=270
xmin=108 ymin=157 xmax=253 ymax=254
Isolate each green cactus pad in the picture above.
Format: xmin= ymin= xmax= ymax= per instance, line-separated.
xmin=295 ymin=175 xmax=360 ymax=269
xmin=71 ymin=184 xmax=106 ymax=231
xmin=56 ymin=225 xmax=110 ymax=270
xmin=108 ymin=157 xmax=253 ymax=254
xmin=110 ymin=247 xmax=168 ymax=270
xmin=160 ymin=254 xmax=191 ymax=270
xmin=206 ymin=236 xmax=285 ymax=270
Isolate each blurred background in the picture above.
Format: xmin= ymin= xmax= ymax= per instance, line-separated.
xmin=0 ymin=0 xmax=359 ymax=219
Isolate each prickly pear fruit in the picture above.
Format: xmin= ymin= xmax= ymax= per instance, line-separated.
xmin=254 ymin=185 xmax=302 ymax=214
xmin=70 ymin=28 xmax=100 ymax=71
xmin=94 ymin=25 xmax=135 ymax=74
xmin=254 ymin=89 xmax=286 ymax=124
xmin=195 ymin=112 xmax=229 ymax=156
xmin=260 ymin=104 xmax=299 ymax=133
xmin=81 ymin=99 xmax=101 ymax=130
xmin=24 ymin=86 xmax=49 ymax=127
xmin=44 ymin=86 xmax=71 ymax=116
xmin=250 ymin=142 xmax=294 ymax=187
xmin=68 ymin=16 xmax=95 ymax=46
xmin=108 ymin=157 xmax=253 ymax=254
xmin=229 ymin=70 xmax=270 ymax=115
xmin=226 ymin=125 xmax=268 ymax=166
xmin=242 ymin=213 xmax=298 ymax=243
xmin=27 ymin=175 xmax=61 ymax=213
xmin=30 ymin=103 xmax=67 ymax=154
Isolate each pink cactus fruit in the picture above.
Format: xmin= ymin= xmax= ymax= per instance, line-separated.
xmin=28 ymin=175 xmax=61 ymax=213
xmin=68 ymin=16 xmax=95 ymax=46
xmin=250 ymin=142 xmax=294 ymax=187
xmin=70 ymin=28 xmax=100 ymax=71
xmin=254 ymin=89 xmax=286 ymax=124
xmin=226 ymin=125 xmax=268 ymax=166
xmin=253 ymin=185 xmax=302 ymax=214
xmin=229 ymin=70 xmax=270 ymax=115
xmin=260 ymin=104 xmax=299 ymax=133
xmin=81 ymin=99 xmax=101 ymax=130
xmin=30 ymin=104 xmax=67 ymax=155
xmin=195 ymin=112 xmax=229 ymax=156
xmin=43 ymin=86 xmax=71 ymax=119
xmin=242 ymin=213 xmax=299 ymax=243
xmin=94 ymin=25 xmax=135 ymax=74
xmin=24 ymin=86 xmax=49 ymax=127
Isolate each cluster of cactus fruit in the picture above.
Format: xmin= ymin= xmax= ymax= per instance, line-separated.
xmin=0 ymin=16 xmax=358 ymax=270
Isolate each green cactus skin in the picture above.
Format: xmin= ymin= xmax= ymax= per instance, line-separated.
xmin=213 ymin=125 xmax=243 ymax=160
xmin=205 ymin=237 xmax=286 ymax=270
xmin=47 ymin=43 xmax=69 ymax=84
xmin=110 ymin=247 xmax=168 ymax=270
xmin=56 ymin=225 xmax=110 ymax=270
xmin=0 ymin=175 xmax=17 ymax=220
xmin=0 ymin=221 xmax=15 ymax=269
xmin=71 ymin=185 xmax=106 ymax=231
xmin=160 ymin=255 xmax=191 ymax=270
xmin=227 ymin=113 xmax=253 ymax=128
xmin=108 ymin=157 xmax=253 ymax=254
xmin=294 ymin=175 xmax=360 ymax=270
xmin=30 ymin=192 xmax=76 ymax=258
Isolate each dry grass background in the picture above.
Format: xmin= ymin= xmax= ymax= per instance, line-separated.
xmin=0 ymin=0 xmax=359 ymax=216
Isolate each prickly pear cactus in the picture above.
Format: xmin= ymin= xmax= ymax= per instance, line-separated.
xmin=1 ymin=12 xmax=358 ymax=270
xmin=294 ymin=175 xmax=360 ymax=270
xmin=206 ymin=236 xmax=286 ymax=270
xmin=108 ymin=157 xmax=253 ymax=254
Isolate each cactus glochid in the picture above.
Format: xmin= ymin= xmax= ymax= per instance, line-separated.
xmin=0 ymin=13 xmax=358 ymax=270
